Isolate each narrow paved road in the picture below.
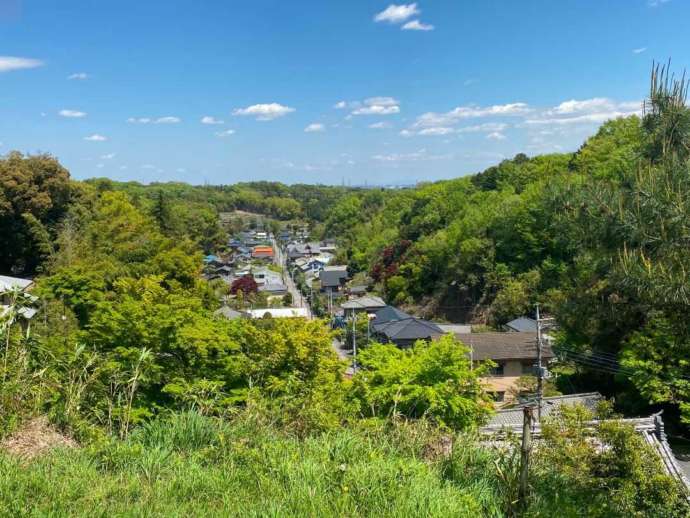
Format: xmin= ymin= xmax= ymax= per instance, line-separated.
xmin=272 ymin=237 xmax=312 ymax=319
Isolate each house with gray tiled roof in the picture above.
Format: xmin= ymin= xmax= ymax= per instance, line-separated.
xmin=455 ymin=332 xmax=556 ymax=405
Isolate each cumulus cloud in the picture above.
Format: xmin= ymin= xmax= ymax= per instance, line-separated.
xmin=486 ymin=132 xmax=506 ymax=140
xmin=127 ymin=116 xmax=181 ymax=124
xmin=84 ymin=134 xmax=107 ymax=141
xmin=0 ymin=56 xmax=43 ymax=73
xmin=369 ymin=122 xmax=392 ymax=129
xmin=334 ymin=101 xmax=348 ymax=109
xmin=215 ymin=129 xmax=236 ymax=137
xmin=374 ymin=3 xmax=419 ymax=23
xmin=351 ymin=96 xmax=401 ymax=116
xmin=100 ymin=153 xmax=116 ymax=159
xmin=402 ymin=20 xmax=434 ymax=31
xmin=68 ymin=72 xmax=89 ymax=80
xmin=59 ymin=109 xmax=87 ymax=118
xmin=353 ymin=105 xmax=400 ymax=115
xmin=411 ymin=103 xmax=530 ymax=128
xmin=304 ymin=123 xmax=325 ymax=133
xmin=526 ymin=98 xmax=641 ymax=125
xmin=233 ymin=103 xmax=295 ymax=121
xmin=633 ymin=47 xmax=647 ymax=54
xmin=201 ymin=116 xmax=224 ymax=125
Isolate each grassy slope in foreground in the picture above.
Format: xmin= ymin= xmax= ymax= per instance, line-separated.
xmin=0 ymin=413 xmax=500 ymax=517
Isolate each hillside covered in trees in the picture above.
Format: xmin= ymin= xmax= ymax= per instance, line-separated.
xmin=2 ymin=66 xmax=690 ymax=515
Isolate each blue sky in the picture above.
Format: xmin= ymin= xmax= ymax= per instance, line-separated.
xmin=1 ymin=0 xmax=688 ymax=185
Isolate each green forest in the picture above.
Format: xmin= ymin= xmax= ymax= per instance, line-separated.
xmin=2 ymin=67 xmax=690 ymax=516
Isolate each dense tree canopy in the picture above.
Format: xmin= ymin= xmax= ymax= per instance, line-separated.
xmin=0 ymin=152 xmax=75 ymax=274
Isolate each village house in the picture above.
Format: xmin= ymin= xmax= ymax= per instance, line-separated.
xmin=251 ymin=245 xmax=274 ymax=260
xmin=319 ymin=265 xmax=349 ymax=293
xmin=454 ymin=332 xmax=555 ymax=405
xmin=372 ymin=316 xmax=445 ymax=348
xmin=341 ymin=295 xmax=387 ymax=315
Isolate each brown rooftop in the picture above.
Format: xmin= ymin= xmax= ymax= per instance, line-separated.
xmin=454 ymin=332 xmax=555 ymax=361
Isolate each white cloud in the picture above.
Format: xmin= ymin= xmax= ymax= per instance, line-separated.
xmin=404 ymin=121 xmax=508 ymax=137
xmin=374 ymin=3 xmax=420 ymax=23
xmin=463 ymin=78 xmax=479 ymax=86
xmin=353 ymin=105 xmax=400 ymax=115
xmin=334 ymin=101 xmax=348 ymax=109
xmin=418 ymin=127 xmax=455 ymax=136
xmin=0 ymin=56 xmax=43 ymax=73
xmin=119 ymin=165 xmax=128 ymax=170
xmin=127 ymin=116 xmax=181 ymax=124
xmin=402 ymin=20 xmax=434 ymax=31
xmin=365 ymin=96 xmax=398 ymax=107
xmin=458 ymin=122 xmax=508 ymax=133
xmin=369 ymin=122 xmax=392 ymax=129
xmin=84 ymin=134 xmax=107 ymax=141
xmin=215 ymin=129 xmax=236 ymax=137
xmin=648 ymin=0 xmax=670 ymax=6
xmin=201 ymin=116 xmax=224 ymax=125
xmin=351 ymin=97 xmax=401 ymax=116
xmin=527 ymin=98 xmax=642 ymax=126
xmin=633 ymin=47 xmax=647 ymax=54
xmin=68 ymin=72 xmax=89 ymax=80
xmin=100 ymin=153 xmax=116 ymax=160
xmin=486 ymin=132 xmax=506 ymax=140
xmin=304 ymin=123 xmax=325 ymax=133
xmin=233 ymin=103 xmax=295 ymax=121
xmin=154 ymin=116 xmax=181 ymax=124
xmin=412 ymin=102 xmax=530 ymax=128
xmin=59 ymin=109 xmax=87 ymax=118
xmin=547 ymin=98 xmax=611 ymax=115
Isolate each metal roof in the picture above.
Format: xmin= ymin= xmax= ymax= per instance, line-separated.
xmin=341 ymin=295 xmax=386 ymax=310
xmin=436 ymin=323 xmax=473 ymax=334
xmin=486 ymin=392 xmax=603 ymax=428
xmin=0 ymin=275 xmax=33 ymax=292
xmin=505 ymin=316 xmax=538 ymax=333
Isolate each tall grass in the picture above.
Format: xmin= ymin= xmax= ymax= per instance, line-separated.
xmin=2 ymin=411 xmax=686 ymax=517
xmin=0 ymin=412 xmax=504 ymax=517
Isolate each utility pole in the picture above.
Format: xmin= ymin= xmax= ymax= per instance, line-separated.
xmin=536 ymin=303 xmax=544 ymax=421
xmin=518 ymin=405 xmax=534 ymax=508
xmin=352 ymin=309 xmax=358 ymax=372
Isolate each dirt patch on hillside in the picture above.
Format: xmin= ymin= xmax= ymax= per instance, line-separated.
xmin=1 ymin=416 xmax=77 ymax=460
